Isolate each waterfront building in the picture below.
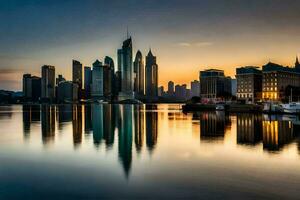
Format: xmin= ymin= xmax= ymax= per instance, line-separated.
xmin=118 ymin=37 xmax=134 ymax=100
xmin=200 ymin=69 xmax=232 ymax=100
xmin=158 ymin=86 xmax=164 ymax=97
xmin=262 ymin=62 xmax=300 ymax=101
xmin=41 ymin=65 xmax=55 ymax=102
xmin=56 ymin=74 xmax=66 ymax=85
xmin=190 ymin=80 xmax=200 ymax=97
xmin=72 ymin=60 xmax=83 ymax=89
xmin=57 ymin=81 xmax=79 ymax=102
xmin=295 ymin=56 xmax=300 ymax=70
xmin=145 ymin=49 xmax=158 ymax=100
xmin=175 ymin=84 xmax=189 ymax=101
xmin=84 ymin=66 xmax=92 ymax=99
xmin=104 ymin=56 xmax=115 ymax=100
xmin=236 ymin=66 xmax=262 ymax=103
xmin=91 ymin=60 xmax=104 ymax=99
xmin=23 ymin=74 xmax=41 ymax=102
xmin=231 ymin=79 xmax=237 ymax=97
xmin=167 ymin=81 xmax=175 ymax=96
xmin=134 ymin=50 xmax=144 ymax=97
xmin=23 ymin=74 xmax=32 ymax=99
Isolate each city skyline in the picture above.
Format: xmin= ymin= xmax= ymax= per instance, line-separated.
xmin=2 ymin=0 xmax=300 ymax=90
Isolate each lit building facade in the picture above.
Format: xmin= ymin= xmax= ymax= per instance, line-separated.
xmin=262 ymin=62 xmax=300 ymax=101
xmin=236 ymin=66 xmax=262 ymax=102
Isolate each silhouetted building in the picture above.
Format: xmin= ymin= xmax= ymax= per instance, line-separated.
xmin=91 ymin=60 xmax=104 ymax=99
xmin=168 ymin=81 xmax=175 ymax=96
xmin=158 ymin=86 xmax=164 ymax=96
xmin=72 ymin=60 xmax=83 ymax=89
xmin=84 ymin=66 xmax=92 ymax=99
xmin=236 ymin=66 xmax=262 ymax=103
xmin=262 ymin=62 xmax=300 ymax=101
xmin=56 ymin=74 xmax=66 ymax=85
xmin=295 ymin=56 xmax=300 ymax=70
xmin=41 ymin=65 xmax=55 ymax=102
xmin=190 ymin=80 xmax=200 ymax=97
xmin=145 ymin=49 xmax=158 ymax=101
xmin=104 ymin=56 xmax=116 ymax=99
xmin=57 ymin=81 xmax=79 ymax=102
xmin=23 ymin=74 xmax=41 ymax=102
xmin=134 ymin=50 xmax=144 ymax=97
xmin=175 ymin=84 xmax=189 ymax=101
xmin=200 ymin=69 xmax=232 ymax=101
xmin=118 ymin=37 xmax=134 ymax=100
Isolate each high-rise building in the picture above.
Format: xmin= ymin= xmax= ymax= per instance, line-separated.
xmin=118 ymin=37 xmax=134 ymax=100
xmin=84 ymin=66 xmax=92 ymax=99
xmin=145 ymin=49 xmax=158 ymax=100
xmin=72 ymin=60 xmax=83 ymax=89
xmin=295 ymin=56 xmax=300 ymax=70
xmin=56 ymin=74 xmax=66 ymax=85
xmin=236 ymin=66 xmax=262 ymax=103
xmin=57 ymin=81 xmax=79 ymax=102
xmin=91 ymin=60 xmax=104 ymax=99
xmin=190 ymin=80 xmax=200 ymax=97
xmin=23 ymin=74 xmax=32 ymax=99
xmin=134 ymin=50 xmax=144 ymax=96
xmin=158 ymin=86 xmax=164 ymax=97
xmin=167 ymin=81 xmax=174 ymax=96
xmin=104 ymin=56 xmax=115 ymax=100
xmin=23 ymin=74 xmax=41 ymax=102
xmin=41 ymin=65 xmax=55 ymax=102
xmin=200 ymin=69 xmax=232 ymax=100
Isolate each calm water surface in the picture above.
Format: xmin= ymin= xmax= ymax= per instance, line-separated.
xmin=0 ymin=104 xmax=300 ymax=199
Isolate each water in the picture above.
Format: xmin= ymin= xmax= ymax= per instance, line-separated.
xmin=0 ymin=104 xmax=300 ymax=199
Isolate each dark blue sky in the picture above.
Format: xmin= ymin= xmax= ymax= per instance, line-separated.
xmin=1 ymin=0 xmax=300 ymax=90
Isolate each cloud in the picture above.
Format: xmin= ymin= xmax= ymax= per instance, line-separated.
xmin=176 ymin=42 xmax=213 ymax=47
xmin=195 ymin=42 xmax=213 ymax=47
xmin=177 ymin=42 xmax=192 ymax=47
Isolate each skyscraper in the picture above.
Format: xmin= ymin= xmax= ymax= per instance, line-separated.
xmin=91 ymin=60 xmax=104 ymax=99
xmin=84 ymin=66 xmax=92 ymax=99
xmin=23 ymin=74 xmax=41 ymax=102
xmin=190 ymin=80 xmax=200 ymax=97
xmin=145 ymin=49 xmax=158 ymax=100
xmin=168 ymin=81 xmax=174 ymax=96
xmin=118 ymin=37 xmax=134 ymax=100
xmin=41 ymin=65 xmax=55 ymax=102
xmin=72 ymin=60 xmax=83 ymax=89
xmin=134 ymin=50 xmax=144 ymax=97
xmin=23 ymin=74 xmax=32 ymax=99
xmin=104 ymin=56 xmax=115 ymax=100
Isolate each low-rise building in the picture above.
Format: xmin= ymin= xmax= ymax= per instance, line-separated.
xmin=236 ymin=66 xmax=262 ymax=103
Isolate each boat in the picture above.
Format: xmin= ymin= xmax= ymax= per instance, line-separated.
xmin=216 ymin=104 xmax=225 ymax=111
xmin=281 ymin=102 xmax=300 ymax=114
xmin=263 ymin=102 xmax=283 ymax=113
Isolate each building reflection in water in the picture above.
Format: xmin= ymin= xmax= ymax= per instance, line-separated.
xmin=262 ymin=117 xmax=295 ymax=152
xmin=118 ymin=105 xmax=134 ymax=177
xmin=134 ymin=105 xmax=145 ymax=153
xmin=41 ymin=105 xmax=55 ymax=144
xmin=146 ymin=105 xmax=158 ymax=152
xmin=199 ymin=111 xmax=231 ymax=141
xmin=236 ymin=114 xmax=262 ymax=145
xmin=92 ymin=104 xmax=104 ymax=147
xmin=22 ymin=105 xmax=40 ymax=139
xmin=72 ymin=105 xmax=82 ymax=147
xmin=57 ymin=104 xmax=72 ymax=131
xmin=84 ymin=104 xmax=92 ymax=134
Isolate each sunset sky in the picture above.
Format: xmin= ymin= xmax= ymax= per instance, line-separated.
xmin=1 ymin=0 xmax=300 ymax=90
